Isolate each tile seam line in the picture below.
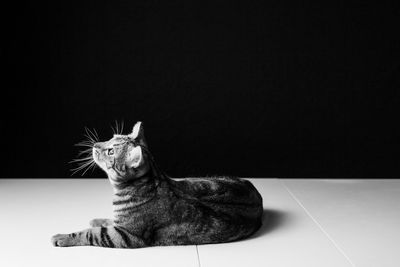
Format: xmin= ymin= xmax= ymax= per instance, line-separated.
xmin=279 ymin=180 xmax=357 ymax=267
xmin=196 ymin=245 xmax=202 ymax=267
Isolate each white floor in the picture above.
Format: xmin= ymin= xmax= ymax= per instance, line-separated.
xmin=0 ymin=179 xmax=398 ymax=267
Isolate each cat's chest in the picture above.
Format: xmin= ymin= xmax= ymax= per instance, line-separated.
xmin=112 ymin=188 xmax=177 ymax=223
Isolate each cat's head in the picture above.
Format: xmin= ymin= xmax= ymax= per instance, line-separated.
xmin=92 ymin=121 xmax=150 ymax=184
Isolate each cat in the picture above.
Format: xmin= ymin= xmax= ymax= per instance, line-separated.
xmin=51 ymin=122 xmax=263 ymax=248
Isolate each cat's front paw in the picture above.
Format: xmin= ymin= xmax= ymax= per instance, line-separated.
xmin=51 ymin=233 xmax=78 ymax=247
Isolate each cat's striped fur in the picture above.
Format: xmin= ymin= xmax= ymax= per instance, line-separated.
xmin=51 ymin=122 xmax=263 ymax=248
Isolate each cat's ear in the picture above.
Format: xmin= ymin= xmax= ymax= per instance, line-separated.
xmin=130 ymin=121 xmax=146 ymax=145
xmin=127 ymin=146 xmax=143 ymax=168
xmin=130 ymin=121 xmax=143 ymax=139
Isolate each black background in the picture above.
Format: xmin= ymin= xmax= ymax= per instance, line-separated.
xmin=2 ymin=1 xmax=399 ymax=178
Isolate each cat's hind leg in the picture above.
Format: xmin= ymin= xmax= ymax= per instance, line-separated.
xmin=51 ymin=226 xmax=146 ymax=248
xmin=89 ymin=218 xmax=113 ymax=227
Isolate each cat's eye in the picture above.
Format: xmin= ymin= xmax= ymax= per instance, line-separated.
xmin=107 ymin=148 xmax=114 ymax=156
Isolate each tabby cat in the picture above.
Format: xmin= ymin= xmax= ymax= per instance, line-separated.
xmin=51 ymin=122 xmax=263 ymax=248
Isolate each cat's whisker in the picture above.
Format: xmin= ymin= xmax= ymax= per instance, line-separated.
xmin=84 ymin=134 xmax=95 ymax=144
xmin=77 ymin=147 xmax=92 ymax=153
xmin=70 ymin=151 xmax=92 ymax=163
xmin=115 ymin=120 xmax=120 ymax=135
xmin=71 ymin=159 xmax=92 ymax=167
xmin=84 ymin=161 xmax=97 ymax=174
xmin=71 ymin=127 xmax=101 ymax=176
xmin=120 ymin=120 xmax=124 ymax=135
xmin=71 ymin=167 xmax=88 ymax=176
xmin=83 ymin=137 xmax=96 ymax=147
xmin=112 ymin=120 xmax=124 ymax=135
xmin=86 ymin=127 xmax=99 ymax=142
xmin=74 ymin=141 xmax=91 ymax=145
xmin=82 ymin=161 xmax=96 ymax=176
xmin=78 ymin=159 xmax=93 ymax=166
xmin=89 ymin=162 xmax=97 ymax=173
xmin=69 ymin=156 xmax=93 ymax=163
xmin=93 ymin=128 xmax=99 ymax=141
xmin=70 ymin=160 xmax=95 ymax=175
xmin=75 ymin=139 xmax=94 ymax=145
xmin=84 ymin=127 xmax=97 ymax=144
xmin=111 ymin=124 xmax=116 ymax=135
xmin=74 ymin=142 xmax=94 ymax=148
xmin=77 ymin=150 xmax=93 ymax=157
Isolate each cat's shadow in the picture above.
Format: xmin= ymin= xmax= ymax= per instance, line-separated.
xmin=250 ymin=208 xmax=288 ymax=239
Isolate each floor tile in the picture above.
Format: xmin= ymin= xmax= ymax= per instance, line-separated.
xmin=283 ymin=179 xmax=400 ymax=267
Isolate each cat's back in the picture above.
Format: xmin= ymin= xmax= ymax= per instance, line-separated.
xmin=170 ymin=176 xmax=262 ymax=208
